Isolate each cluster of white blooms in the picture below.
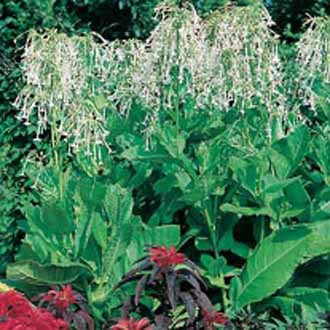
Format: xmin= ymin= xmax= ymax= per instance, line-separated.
xmin=137 ymin=4 xmax=285 ymax=118
xmin=15 ymin=31 xmax=111 ymax=159
xmin=15 ymin=4 xmax=286 ymax=159
xmin=296 ymin=17 xmax=330 ymax=112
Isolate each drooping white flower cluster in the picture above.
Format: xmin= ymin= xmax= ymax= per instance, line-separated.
xmin=138 ymin=4 xmax=285 ymax=117
xmin=15 ymin=4 xmax=286 ymax=159
xmin=296 ymin=16 xmax=330 ymax=112
xmin=15 ymin=31 xmax=144 ymax=159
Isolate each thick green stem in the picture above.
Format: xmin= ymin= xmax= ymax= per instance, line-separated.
xmin=219 ymin=277 xmax=230 ymax=310
xmin=204 ymin=206 xmax=219 ymax=259
xmin=50 ymin=118 xmax=64 ymax=200
xmin=174 ymin=20 xmax=181 ymax=156
xmin=259 ymin=215 xmax=267 ymax=241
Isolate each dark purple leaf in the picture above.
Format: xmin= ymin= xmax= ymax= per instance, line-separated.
xmin=63 ymin=310 xmax=75 ymax=323
xmin=121 ymin=297 xmax=133 ymax=318
xmin=181 ymin=262 xmax=207 ymax=289
xmin=74 ymin=292 xmax=88 ymax=304
xmin=178 ymin=271 xmax=201 ymax=291
xmin=192 ymin=290 xmax=213 ymax=312
xmin=113 ymin=274 xmax=142 ymax=291
xmin=31 ymin=293 xmax=44 ymax=303
xmin=148 ymin=265 xmax=163 ymax=284
xmin=154 ymin=315 xmax=171 ymax=330
xmin=134 ymin=274 xmax=148 ymax=306
xmin=179 ymin=292 xmax=196 ymax=319
xmin=77 ymin=310 xmax=95 ymax=330
xmin=73 ymin=312 xmax=87 ymax=330
xmin=165 ymin=270 xmax=177 ymax=310
xmin=133 ymin=255 xmax=150 ymax=266
xmin=114 ymin=259 xmax=153 ymax=290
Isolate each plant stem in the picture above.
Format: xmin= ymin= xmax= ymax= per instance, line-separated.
xmin=50 ymin=117 xmax=64 ymax=200
xmin=204 ymin=206 xmax=219 ymax=259
xmin=260 ymin=216 xmax=265 ymax=241
xmin=220 ymin=277 xmax=229 ymax=310
xmin=174 ymin=20 xmax=181 ymax=157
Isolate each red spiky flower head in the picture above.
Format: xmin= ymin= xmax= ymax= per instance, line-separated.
xmin=202 ymin=309 xmax=228 ymax=328
xmin=43 ymin=285 xmax=77 ymax=311
xmin=149 ymin=246 xmax=185 ymax=268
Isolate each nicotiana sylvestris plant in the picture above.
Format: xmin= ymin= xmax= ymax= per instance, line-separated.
xmin=138 ymin=3 xmax=285 ymax=117
xmin=15 ymin=3 xmax=286 ymax=163
xmin=14 ymin=31 xmax=121 ymax=159
xmin=296 ymin=16 xmax=330 ymax=114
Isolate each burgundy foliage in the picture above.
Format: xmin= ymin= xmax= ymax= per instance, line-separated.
xmin=33 ymin=285 xmax=94 ymax=330
xmin=113 ymin=246 xmax=228 ymax=329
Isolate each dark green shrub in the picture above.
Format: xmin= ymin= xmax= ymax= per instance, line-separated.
xmin=267 ymin=0 xmax=330 ymax=40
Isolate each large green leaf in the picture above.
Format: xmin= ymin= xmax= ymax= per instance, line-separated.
xmin=283 ymin=180 xmax=311 ymax=211
xmin=231 ymin=220 xmax=330 ymax=311
xmin=74 ymin=209 xmax=95 ymax=258
xmin=268 ymin=125 xmax=310 ymax=178
xmin=41 ymin=202 xmax=75 ymax=235
xmin=144 ymin=224 xmax=181 ymax=247
xmin=77 ymin=178 xmax=106 ymax=210
xmin=7 ymin=261 xmax=89 ymax=285
xmin=307 ymin=220 xmax=330 ymax=255
xmin=262 ymin=287 xmax=330 ymax=321
xmin=104 ymin=184 xmax=133 ymax=225
xmin=102 ymin=223 xmax=133 ymax=278
xmin=229 ymin=156 xmax=266 ymax=198
xmin=92 ymin=212 xmax=108 ymax=251
xmin=313 ymin=134 xmax=330 ymax=184
xmin=97 ymin=185 xmax=136 ymax=286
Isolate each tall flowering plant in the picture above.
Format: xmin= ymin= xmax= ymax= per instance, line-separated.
xmin=15 ymin=3 xmax=285 ymax=166
xmin=112 ymin=246 xmax=227 ymax=329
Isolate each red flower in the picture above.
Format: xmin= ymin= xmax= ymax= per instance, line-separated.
xmin=55 ymin=318 xmax=69 ymax=330
xmin=149 ymin=246 xmax=185 ymax=268
xmin=1 ymin=307 xmax=68 ymax=330
xmin=202 ymin=309 xmax=228 ymax=328
xmin=43 ymin=285 xmax=76 ymax=311
xmin=111 ymin=318 xmax=152 ymax=330
xmin=0 ymin=290 xmax=33 ymax=318
xmin=0 ymin=289 xmax=68 ymax=330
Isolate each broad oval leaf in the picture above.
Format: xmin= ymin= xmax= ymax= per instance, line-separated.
xmin=7 ymin=261 xmax=89 ymax=285
xmin=262 ymin=287 xmax=330 ymax=321
xmin=231 ymin=220 xmax=330 ymax=311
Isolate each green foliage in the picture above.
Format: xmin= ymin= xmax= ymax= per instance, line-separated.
xmin=231 ymin=222 xmax=330 ymax=311
xmin=0 ymin=0 xmax=91 ymax=276
xmin=0 ymin=0 xmax=284 ymax=279
xmin=117 ymin=0 xmax=260 ymax=38
xmin=2 ymin=1 xmax=330 ymax=328
xmin=7 ymin=261 xmax=88 ymax=286
xmin=7 ymin=171 xmax=180 ymax=322
xmin=263 ymin=287 xmax=330 ymax=322
xmin=267 ymin=0 xmax=330 ymax=40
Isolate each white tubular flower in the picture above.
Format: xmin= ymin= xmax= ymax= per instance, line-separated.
xmin=296 ymin=16 xmax=330 ymax=113
xmin=15 ymin=4 xmax=287 ymax=159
